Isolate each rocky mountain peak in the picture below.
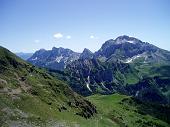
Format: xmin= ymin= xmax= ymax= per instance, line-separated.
xmin=28 ymin=47 xmax=80 ymax=70
xmin=100 ymin=39 xmax=115 ymax=50
xmin=115 ymin=35 xmax=142 ymax=44
xmin=37 ymin=48 xmax=46 ymax=52
xmin=33 ymin=48 xmax=46 ymax=57
xmin=100 ymin=35 xmax=142 ymax=51
xmin=80 ymin=48 xmax=93 ymax=59
xmin=115 ymin=35 xmax=130 ymax=40
xmin=82 ymin=48 xmax=92 ymax=54
xmin=52 ymin=47 xmax=65 ymax=51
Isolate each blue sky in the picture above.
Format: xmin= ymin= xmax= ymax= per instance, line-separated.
xmin=0 ymin=0 xmax=170 ymax=53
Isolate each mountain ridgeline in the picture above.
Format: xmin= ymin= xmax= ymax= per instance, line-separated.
xmin=28 ymin=35 xmax=170 ymax=105
xmin=28 ymin=35 xmax=170 ymax=70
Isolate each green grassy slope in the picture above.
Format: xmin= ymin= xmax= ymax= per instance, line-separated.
xmin=0 ymin=46 xmax=97 ymax=127
xmin=131 ymin=63 xmax=170 ymax=103
xmin=87 ymin=94 xmax=170 ymax=127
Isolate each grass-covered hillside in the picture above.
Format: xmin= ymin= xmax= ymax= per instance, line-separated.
xmin=0 ymin=46 xmax=97 ymax=127
xmin=87 ymin=94 xmax=170 ymax=127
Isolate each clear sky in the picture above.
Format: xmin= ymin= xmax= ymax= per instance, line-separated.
xmin=0 ymin=0 xmax=170 ymax=53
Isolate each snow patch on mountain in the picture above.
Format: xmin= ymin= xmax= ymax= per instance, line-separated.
xmin=124 ymin=54 xmax=144 ymax=63
xmin=115 ymin=39 xmax=135 ymax=44
xmin=31 ymin=57 xmax=37 ymax=61
xmin=127 ymin=40 xmax=134 ymax=43
xmin=101 ymin=82 xmax=110 ymax=91
xmin=86 ymin=76 xmax=92 ymax=92
xmin=55 ymin=56 xmax=63 ymax=63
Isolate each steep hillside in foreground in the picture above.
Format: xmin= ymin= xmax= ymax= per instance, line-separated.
xmin=0 ymin=46 xmax=97 ymax=127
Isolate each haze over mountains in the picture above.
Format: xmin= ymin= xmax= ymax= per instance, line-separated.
xmin=16 ymin=52 xmax=33 ymax=60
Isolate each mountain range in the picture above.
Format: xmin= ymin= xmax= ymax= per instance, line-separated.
xmin=27 ymin=35 xmax=170 ymax=104
xmin=28 ymin=47 xmax=80 ymax=71
xmin=1 ymin=35 xmax=170 ymax=126
xmin=28 ymin=35 xmax=170 ymax=70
